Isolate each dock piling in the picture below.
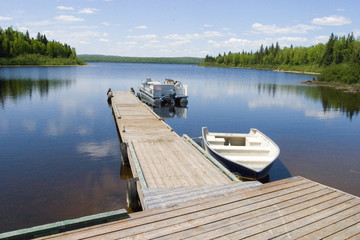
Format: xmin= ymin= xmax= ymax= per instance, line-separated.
xmin=120 ymin=142 xmax=129 ymax=165
xmin=126 ymin=177 xmax=141 ymax=210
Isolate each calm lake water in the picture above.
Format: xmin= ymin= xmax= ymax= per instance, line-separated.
xmin=1 ymin=63 xmax=359 ymax=232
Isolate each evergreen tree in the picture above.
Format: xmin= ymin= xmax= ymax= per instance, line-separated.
xmin=321 ymin=33 xmax=335 ymax=66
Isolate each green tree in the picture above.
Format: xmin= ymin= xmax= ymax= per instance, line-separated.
xmin=321 ymin=33 xmax=336 ymax=66
xmin=11 ymin=35 xmax=31 ymax=56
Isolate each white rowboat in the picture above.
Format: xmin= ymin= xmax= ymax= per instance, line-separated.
xmin=202 ymin=127 xmax=280 ymax=180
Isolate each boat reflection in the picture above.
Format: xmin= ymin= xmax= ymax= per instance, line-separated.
xmin=152 ymin=104 xmax=188 ymax=119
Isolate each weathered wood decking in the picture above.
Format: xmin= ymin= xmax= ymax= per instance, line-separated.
xmin=111 ymin=91 xmax=245 ymax=210
xmin=39 ymin=176 xmax=360 ymax=239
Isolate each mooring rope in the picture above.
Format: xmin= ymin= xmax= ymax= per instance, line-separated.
xmin=234 ymin=174 xmax=256 ymax=181
xmin=186 ymin=136 xmax=203 ymax=141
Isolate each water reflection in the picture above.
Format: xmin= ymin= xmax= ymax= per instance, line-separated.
xmin=0 ymin=78 xmax=73 ymax=108
xmin=254 ymin=83 xmax=360 ymax=120
xmin=1 ymin=63 xmax=359 ymax=233
xmin=77 ymin=139 xmax=119 ymax=160
xmin=152 ymin=106 xmax=188 ymax=119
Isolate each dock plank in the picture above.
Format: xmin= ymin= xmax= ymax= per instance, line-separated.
xmin=292 ymin=212 xmax=360 ymax=239
xmin=242 ymin=197 xmax=359 ymax=240
xmin=38 ymin=177 xmax=360 ymax=240
xmin=323 ymin=222 xmax=360 ymax=240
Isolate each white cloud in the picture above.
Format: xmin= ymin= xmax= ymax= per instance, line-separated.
xmin=54 ymin=15 xmax=85 ymax=22
xmin=276 ymin=36 xmax=308 ymax=44
xmin=0 ymin=16 xmax=12 ymax=21
xmin=164 ymin=31 xmax=222 ymax=42
xmin=202 ymin=31 xmax=223 ymax=38
xmin=312 ymin=15 xmax=351 ymax=26
xmin=225 ymin=38 xmax=252 ymax=45
xmin=102 ymin=21 xmax=110 ymax=26
xmin=56 ymin=6 xmax=74 ymax=11
xmin=99 ymin=38 xmax=109 ymax=42
xmin=204 ymin=24 xmax=212 ymax=28
xmin=165 ymin=33 xmax=201 ymax=40
xmin=79 ymin=8 xmax=100 ymax=14
xmin=135 ymin=25 xmax=147 ymax=29
xmin=126 ymin=34 xmax=158 ymax=40
xmin=117 ymin=41 xmax=138 ymax=49
xmin=313 ymin=35 xmax=331 ymax=44
xmin=354 ymin=29 xmax=360 ymax=38
xmin=208 ymin=38 xmax=252 ymax=49
xmin=23 ymin=19 xmax=54 ymax=27
xmin=252 ymin=23 xmax=320 ymax=35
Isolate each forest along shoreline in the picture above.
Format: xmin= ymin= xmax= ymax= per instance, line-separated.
xmin=0 ymin=27 xmax=85 ymax=66
xmin=201 ymin=33 xmax=360 ymax=94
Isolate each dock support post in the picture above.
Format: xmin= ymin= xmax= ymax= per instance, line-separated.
xmin=126 ymin=177 xmax=141 ymax=211
xmin=120 ymin=142 xmax=129 ymax=165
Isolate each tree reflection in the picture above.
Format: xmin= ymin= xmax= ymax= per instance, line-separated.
xmin=0 ymin=78 xmax=73 ymax=108
xmin=257 ymin=83 xmax=360 ymax=120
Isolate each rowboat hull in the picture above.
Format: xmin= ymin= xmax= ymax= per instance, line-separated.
xmin=202 ymin=127 xmax=280 ymax=180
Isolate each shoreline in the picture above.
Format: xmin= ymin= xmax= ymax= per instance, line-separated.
xmin=0 ymin=64 xmax=87 ymax=67
xmin=300 ymin=80 xmax=360 ymax=94
xmin=199 ymin=64 xmax=321 ymax=75
xmin=273 ymin=69 xmax=320 ymax=75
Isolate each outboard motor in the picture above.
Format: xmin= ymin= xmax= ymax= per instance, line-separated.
xmin=169 ymin=90 xmax=176 ymax=106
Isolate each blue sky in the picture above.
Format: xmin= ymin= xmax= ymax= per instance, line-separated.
xmin=1 ymin=0 xmax=359 ymax=57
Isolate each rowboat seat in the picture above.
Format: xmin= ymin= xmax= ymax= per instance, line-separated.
xmin=206 ymin=135 xmax=225 ymax=145
xmin=226 ymin=155 xmax=270 ymax=163
xmin=245 ymin=137 xmax=262 ymax=146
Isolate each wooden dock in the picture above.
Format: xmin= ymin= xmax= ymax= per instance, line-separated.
xmin=111 ymin=91 xmax=245 ymax=210
xmin=38 ymin=176 xmax=360 ymax=239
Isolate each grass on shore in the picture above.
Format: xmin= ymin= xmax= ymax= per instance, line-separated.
xmin=0 ymin=54 xmax=86 ymax=66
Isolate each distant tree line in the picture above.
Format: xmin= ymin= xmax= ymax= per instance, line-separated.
xmin=202 ymin=33 xmax=360 ymax=85
xmin=79 ymin=55 xmax=204 ymax=64
xmin=0 ymin=27 xmax=85 ymax=65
